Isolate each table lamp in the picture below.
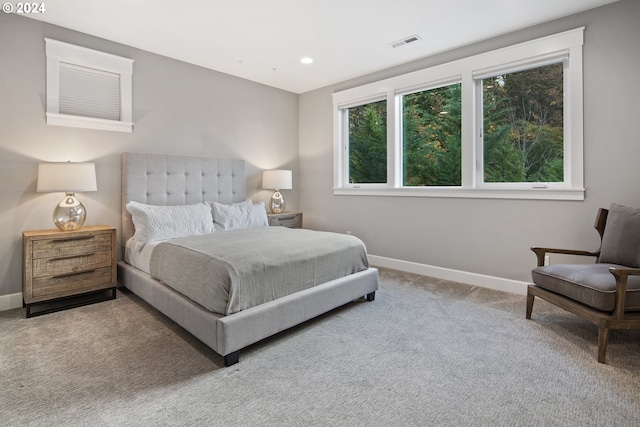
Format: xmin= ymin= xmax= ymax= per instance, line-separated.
xmin=262 ymin=169 xmax=292 ymax=214
xmin=37 ymin=162 xmax=97 ymax=231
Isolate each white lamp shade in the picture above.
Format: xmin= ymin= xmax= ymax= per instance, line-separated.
xmin=262 ymin=169 xmax=292 ymax=190
xmin=37 ymin=162 xmax=97 ymax=193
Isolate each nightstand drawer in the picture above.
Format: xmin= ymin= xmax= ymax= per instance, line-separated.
xmin=32 ymin=233 xmax=112 ymax=259
xmin=268 ymin=212 xmax=303 ymax=228
xmin=32 ymin=250 xmax=112 ymax=278
xmin=32 ymin=267 xmax=113 ymax=298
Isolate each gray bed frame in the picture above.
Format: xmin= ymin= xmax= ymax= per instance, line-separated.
xmin=117 ymin=152 xmax=379 ymax=366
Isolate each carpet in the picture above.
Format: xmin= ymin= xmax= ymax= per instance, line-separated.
xmin=1 ymin=267 xmax=639 ymax=426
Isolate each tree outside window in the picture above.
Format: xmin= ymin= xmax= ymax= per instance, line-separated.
xmin=482 ymin=62 xmax=564 ymax=183
xmin=347 ymin=100 xmax=387 ymax=184
xmin=402 ymin=83 xmax=462 ymax=186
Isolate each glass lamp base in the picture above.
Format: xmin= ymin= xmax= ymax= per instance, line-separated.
xmin=269 ymin=190 xmax=286 ymax=214
xmin=53 ymin=192 xmax=86 ymax=231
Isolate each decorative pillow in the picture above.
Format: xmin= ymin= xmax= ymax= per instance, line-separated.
xmin=126 ymin=201 xmax=214 ymax=244
xmin=208 ymin=200 xmax=269 ymax=231
xmin=599 ymin=203 xmax=640 ymax=267
xmin=208 ymin=199 xmax=252 ymax=231
xmin=248 ymin=202 xmax=269 ymax=228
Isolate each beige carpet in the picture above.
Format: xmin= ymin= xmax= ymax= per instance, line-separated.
xmin=1 ymin=267 xmax=639 ymax=426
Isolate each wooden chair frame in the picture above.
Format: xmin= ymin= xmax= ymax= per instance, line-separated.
xmin=526 ymin=208 xmax=640 ymax=363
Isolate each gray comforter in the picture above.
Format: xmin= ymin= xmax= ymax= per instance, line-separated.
xmin=149 ymin=227 xmax=369 ymax=315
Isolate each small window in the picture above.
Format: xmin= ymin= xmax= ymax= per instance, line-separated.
xmin=45 ymin=39 xmax=134 ymax=132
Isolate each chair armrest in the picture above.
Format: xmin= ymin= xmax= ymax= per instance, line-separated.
xmin=609 ymin=266 xmax=640 ymax=277
xmin=609 ymin=266 xmax=640 ymax=318
xmin=531 ymin=246 xmax=598 ymax=267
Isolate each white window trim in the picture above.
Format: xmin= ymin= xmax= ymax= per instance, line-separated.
xmin=45 ymin=38 xmax=134 ymax=133
xmin=333 ymin=28 xmax=585 ymax=200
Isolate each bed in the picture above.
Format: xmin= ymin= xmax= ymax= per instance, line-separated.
xmin=117 ymin=152 xmax=379 ymax=366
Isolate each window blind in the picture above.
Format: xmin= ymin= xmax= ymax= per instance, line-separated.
xmin=59 ymin=62 xmax=121 ymax=121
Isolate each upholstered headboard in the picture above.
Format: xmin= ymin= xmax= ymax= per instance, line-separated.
xmin=121 ymin=152 xmax=246 ymax=246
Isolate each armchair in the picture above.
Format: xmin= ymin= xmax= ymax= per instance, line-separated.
xmin=527 ymin=204 xmax=640 ymax=363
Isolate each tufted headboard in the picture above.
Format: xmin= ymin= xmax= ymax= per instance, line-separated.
xmin=121 ymin=152 xmax=246 ymax=246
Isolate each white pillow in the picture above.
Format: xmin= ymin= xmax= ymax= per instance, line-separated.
xmin=208 ymin=200 xmax=269 ymax=231
xmin=208 ymin=199 xmax=252 ymax=231
xmin=248 ymin=202 xmax=269 ymax=228
xmin=126 ymin=201 xmax=214 ymax=244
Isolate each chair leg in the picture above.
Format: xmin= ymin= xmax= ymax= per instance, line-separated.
xmin=597 ymin=326 xmax=609 ymax=364
xmin=526 ymin=293 xmax=535 ymax=319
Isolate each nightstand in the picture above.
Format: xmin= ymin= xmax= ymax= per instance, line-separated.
xmin=267 ymin=212 xmax=303 ymax=228
xmin=22 ymin=226 xmax=117 ymax=317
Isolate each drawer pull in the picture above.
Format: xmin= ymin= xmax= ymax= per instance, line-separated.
xmin=51 ymin=269 xmax=95 ymax=279
xmin=54 ymin=235 xmax=95 ymax=243
xmin=49 ymin=252 xmax=96 ymax=262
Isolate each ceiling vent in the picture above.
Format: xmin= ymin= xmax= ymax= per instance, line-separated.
xmin=390 ymin=35 xmax=422 ymax=48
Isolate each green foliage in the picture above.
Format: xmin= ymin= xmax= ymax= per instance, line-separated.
xmin=346 ymin=62 xmax=564 ymax=186
xmin=402 ymin=83 xmax=461 ymax=186
xmin=483 ymin=63 xmax=564 ymax=183
xmin=348 ymin=101 xmax=387 ymax=183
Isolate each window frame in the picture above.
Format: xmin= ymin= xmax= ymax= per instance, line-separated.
xmin=45 ymin=38 xmax=134 ymax=133
xmin=333 ymin=28 xmax=584 ymax=200
xmin=340 ymin=95 xmax=389 ymax=187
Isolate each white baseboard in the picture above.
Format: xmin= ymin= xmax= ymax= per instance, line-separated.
xmin=368 ymin=255 xmax=528 ymax=296
xmin=0 ymin=258 xmax=527 ymax=312
xmin=0 ymin=292 xmax=23 ymax=312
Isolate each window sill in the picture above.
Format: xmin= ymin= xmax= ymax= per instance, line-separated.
xmin=46 ymin=113 xmax=133 ymax=133
xmin=333 ymin=186 xmax=585 ymax=200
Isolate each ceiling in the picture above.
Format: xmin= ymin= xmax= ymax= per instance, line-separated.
xmin=24 ymin=0 xmax=619 ymax=94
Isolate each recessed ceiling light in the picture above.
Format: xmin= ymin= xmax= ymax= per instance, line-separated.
xmin=300 ymin=57 xmax=314 ymax=64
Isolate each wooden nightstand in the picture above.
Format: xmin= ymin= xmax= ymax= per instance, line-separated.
xmin=22 ymin=226 xmax=117 ymax=317
xmin=267 ymin=212 xmax=303 ymax=228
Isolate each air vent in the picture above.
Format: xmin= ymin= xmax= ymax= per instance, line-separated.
xmin=390 ymin=35 xmax=422 ymax=48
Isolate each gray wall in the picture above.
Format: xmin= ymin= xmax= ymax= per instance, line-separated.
xmin=0 ymin=13 xmax=299 ymax=298
xmin=298 ymin=0 xmax=640 ymax=283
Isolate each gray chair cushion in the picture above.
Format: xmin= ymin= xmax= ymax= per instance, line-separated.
xmin=532 ymin=263 xmax=640 ymax=312
xmin=599 ymin=203 xmax=640 ymax=267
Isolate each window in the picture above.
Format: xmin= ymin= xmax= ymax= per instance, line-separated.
xmin=45 ymin=39 xmax=134 ymax=132
xmin=479 ymin=61 xmax=565 ymax=186
xmin=401 ymin=82 xmax=461 ymax=186
xmin=59 ymin=63 xmax=121 ymax=121
xmin=333 ymin=28 xmax=584 ymax=200
xmin=346 ymin=99 xmax=387 ymax=184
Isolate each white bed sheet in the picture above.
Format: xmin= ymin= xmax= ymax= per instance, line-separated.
xmin=125 ymin=238 xmax=162 ymax=274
